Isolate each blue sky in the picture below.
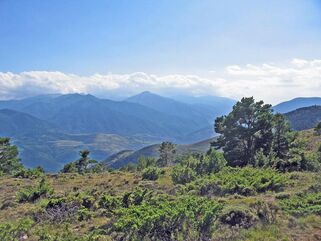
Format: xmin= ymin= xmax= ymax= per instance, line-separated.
xmin=1 ymin=0 xmax=321 ymax=74
xmin=0 ymin=0 xmax=321 ymax=103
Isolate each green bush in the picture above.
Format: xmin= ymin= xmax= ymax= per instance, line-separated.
xmin=219 ymin=206 xmax=257 ymax=229
xmin=171 ymin=165 xmax=197 ymax=184
xmin=17 ymin=178 xmax=54 ymax=202
xmin=98 ymin=194 xmax=121 ymax=212
xmin=0 ymin=218 xmax=33 ymax=241
xmin=14 ymin=166 xmax=45 ymax=179
xmin=142 ymin=167 xmax=161 ymax=180
xmin=77 ymin=208 xmax=93 ymax=221
xmin=187 ymin=167 xmax=287 ymax=196
xmin=111 ymin=195 xmax=223 ymax=241
xmin=279 ymin=192 xmax=321 ymax=216
xmin=171 ymin=150 xmax=226 ymax=185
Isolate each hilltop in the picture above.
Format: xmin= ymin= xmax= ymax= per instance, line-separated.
xmin=285 ymin=105 xmax=321 ymax=130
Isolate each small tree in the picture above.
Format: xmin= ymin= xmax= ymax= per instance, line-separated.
xmin=137 ymin=156 xmax=157 ymax=171
xmin=61 ymin=150 xmax=97 ymax=174
xmin=76 ymin=150 xmax=91 ymax=174
xmin=0 ymin=137 xmax=24 ymax=175
xmin=157 ymin=142 xmax=176 ymax=167
xmin=315 ymin=122 xmax=321 ymax=135
xmin=272 ymin=114 xmax=296 ymax=159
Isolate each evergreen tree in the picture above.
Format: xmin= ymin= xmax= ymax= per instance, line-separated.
xmin=0 ymin=137 xmax=24 ymax=175
xmin=76 ymin=150 xmax=91 ymax=174
xmin=61 ymin=150 xmax=97 ymax=174
xmin=213 ymin=97 xmax=274 ymax=167
xmin=157 ymin=142 xmax=176 ymax=167
xmin=272 ymin=114 xmax=295 ymax=159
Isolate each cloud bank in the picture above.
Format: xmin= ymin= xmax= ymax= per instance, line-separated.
xmin=0 ymin=59 xmax=320 ymax=104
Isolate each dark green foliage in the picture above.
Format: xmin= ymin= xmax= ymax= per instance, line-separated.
xmin=121 ymin=188 xmax=153 ymax=208
xmin=200 ymin=149 xmax=227 ymax=175
xmin=142 ymin=166 xmax=161 ymax=180
xmin=172 ymin=150 xmax=226 ymax=185
xmin=213 ymin=97 xmax=274 ymax=167
xmin=17 ymin=178 xmax=53 ymax=202
xmin=98 ymin=194 xmax=121 ymax=212
xmin=137 ymin=156 xmax=157 ymax=171
xmin=213 ymin=97 xmax=304 ymax=172
xmin=188 ymin=167 xmax=286 ymax=196
xmin=35 ymin=224 xmax=104 ymax=241
xmin=60 ymin=150 xmax=98 ymax=174
xmin=157 ymin=141 xmax=176 ymax=166
xmin=279 ymin=192 xmax=321 ymax=216
xmin=14 ymin=166 xmax=45 ymax=178
xmin=111 ymin=195 xmax=223 ymax=241
xmin=0 ymin=137 xmax=24 ymax=176
xmin=172 ymin=164 xmax=197 ymax=185
xmin=77 ymin=208 xmax=93 ymax=221
xmin=272 ymin=114 xmax=295 ymax=159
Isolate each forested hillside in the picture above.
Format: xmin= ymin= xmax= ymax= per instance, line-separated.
xmin=0 ymin=93 xmax=234 ymax=171
xmin=285 ymin=105 xmax=321 ymax=130
xmin=1 ymin=97 xmax=321 ymax=241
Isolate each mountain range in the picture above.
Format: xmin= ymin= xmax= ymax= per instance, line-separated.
xmin=0 ymin=92 xmax=320 ymax=171
xmin=273 ymin=97 xmax=321 ymax=113
xmin=0 ymin=92 xmax=235 ymax=171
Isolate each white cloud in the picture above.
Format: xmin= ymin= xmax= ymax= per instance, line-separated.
xmin=0 ymin=59 xmax=320 ymax=104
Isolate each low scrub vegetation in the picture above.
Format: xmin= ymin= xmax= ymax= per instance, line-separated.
xmin=17 ymin=178 xmax=53 ymax=203
xmin=279 ymin=192 xmax=321 ymax=217
xmin=1 ymin=97 xmax=321 ymax=240
xmin=187 ymin=167 xmax=287 ymax=196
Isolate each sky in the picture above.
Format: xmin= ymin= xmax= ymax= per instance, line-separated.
xmin=0 ymin=0 xmax=321 ymax=104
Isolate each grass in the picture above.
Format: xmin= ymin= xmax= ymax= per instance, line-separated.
xmin=1 ymin=168 xmax=321 ymax=240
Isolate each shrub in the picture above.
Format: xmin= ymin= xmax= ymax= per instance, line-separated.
xmin=14 ymin=166 xmax=45 ymax=178
xmin=187 ymin=167 xmax=287 ymax=196
xmin=171 ymin=165 xmax=197 ymax=184
xmin=219 ymin=207 xmax=257 ymax=229
xmin=111 ymin=195 xmax=223 ymax=241
xmin=251 ymin=200 xmax=279 ymax=224
xmin=137 ymin=156 xmax=157 ymax=171
xmin=77 ymin=208 xmax=93 ymax=221
xmin=98 ymin=194 xmax=121 ymax=212
xmin=36 ymin=198 xmax=80 ymax=223
xmin=279 ymin=192 xmax=321 ymax=216
xmin=17 ymin=178 xmax=54 ymax=202
xmin=0 ymin=137 xmax=24 ymax=176
xmin=121 ymin=188 xmax=153 ymax=208
xmin=0 ymin=218 xmax=33 ymax=241
xmin=142 ymin=167 xmax=161 ymax=180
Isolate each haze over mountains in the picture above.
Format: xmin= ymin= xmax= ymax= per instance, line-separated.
xmin=273 ymin=97 xmax=321 ymax=113
xmin=0 ymin=92 xmax=320 ymax=171
xmin=0 ymin=92 xmax=235 ymax=171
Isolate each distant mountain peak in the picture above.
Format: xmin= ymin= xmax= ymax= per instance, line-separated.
xmin=273 ymin=97 xmax=321 ymax=113
xmin=129 ymin=91 xmax=162 ymax=98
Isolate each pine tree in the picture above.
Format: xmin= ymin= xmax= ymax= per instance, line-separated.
xmin=0 ymin=137 xmax=24 ymax=175
xmin=157 ymin=142 xmax=176 ymax=167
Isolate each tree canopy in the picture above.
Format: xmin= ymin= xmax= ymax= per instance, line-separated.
xmin=0 ymin=137 xmax=23 ymax=175
xmin=213 ymin=97 xmax=294 ymax=167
